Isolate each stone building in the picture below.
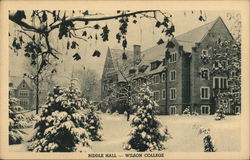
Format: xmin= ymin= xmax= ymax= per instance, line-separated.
xmin=9 ymin=76 xmax=34 ymax=109
xmin=101 ymin=17 xmax=240 ymax=115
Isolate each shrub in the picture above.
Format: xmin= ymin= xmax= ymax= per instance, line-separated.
xmin=28 ymin=86 xmax=91 ymax=152
xmin=9 ymin=97 xmax=27 ymax=144
xmin=124 ymin=85 xmax=171 ymax=151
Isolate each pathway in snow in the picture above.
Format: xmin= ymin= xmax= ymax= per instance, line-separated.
xmin=91 ymin=114 xmax=131 ymax=152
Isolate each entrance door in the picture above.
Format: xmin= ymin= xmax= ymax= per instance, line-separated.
xmin=170 ymin=106 xmax=176 ymax=115
xmin=201 ymin=105 xmax=210 ymax=114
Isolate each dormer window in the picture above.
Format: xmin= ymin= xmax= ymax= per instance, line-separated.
xmin=151 ymin=62 xmax=158 ymax=70
xmin=151 ymin=60 xmax=161 ymax=70
xmin=138 ymin=65 xmax=148 ymax=73
xmin=129 ymin=69 xmax=136 ymax=75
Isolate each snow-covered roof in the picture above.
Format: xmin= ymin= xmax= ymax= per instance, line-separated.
xmin=105 ymin=17 xmax=223 ymax=81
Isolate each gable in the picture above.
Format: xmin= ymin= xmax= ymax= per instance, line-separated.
xmin=201 ymin=17 xmax=234 ymax=45
xmin=17 ymin=80 xmax=32 ymax=91
xmin=175 ymin=20 xmax=216 ymax=44
xmin=103 ymin=49 xmax=115 ymax=72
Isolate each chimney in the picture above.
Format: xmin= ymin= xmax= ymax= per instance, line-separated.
xmin=133 ymin=44 xmax=141 ymax=65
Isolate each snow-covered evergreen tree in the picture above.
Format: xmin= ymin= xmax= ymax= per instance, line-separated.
xmin=9 ymin=97 xmax=28 ymax=144
xmin=28 ymin=85 xmax=91 ymax=152
xmin=194 ymin=125 xmax=217 ymax=152
xmin=124 ymin=85 xmax=171 ymax=152
xmin=84 ymin=104 xmax=103 ymax=141
xmin=199 ymin=127 xmax=216 ymax=152
xmin=215 ymin=102 xmax=226 ymax=120
xmin=203 ymin=134 xmax=216 ymax=152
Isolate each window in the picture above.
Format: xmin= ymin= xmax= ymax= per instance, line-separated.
xmin=20 ymin=98 xmax=29 ymax=106
xmin=138 ymin=79 xmax=141 ymax=86
xmin=235 ymin=106 xmax=240 ymax=113
xmin=153 ymin=74 xmax=160 ymax=84
xmin=200 ymin=87 xmax=210 ymax=99
xmin=231 ymin=71 xmax=237 ymax=77
xmin=201 ymin=105 xmax=210 ymax=114
xmin=22 ymin=82 xmax=26 ymax=88
xmin=170 ymin=106 xmax=176 ymax=115
xmin=132 ymin=80 xmax=137 ymax=86
xmin=142 ymin=78 xmax=146 ymax=85
xmin=9 ymin=83 xmax=13 ymax=87
xmin=19 ymin=90 xmax=29 ymax=97
xmin=162 ymin=58 xmax=166 ymax=66
xmin=162 ymin=89 xmax=166 ymax=100
xmin=108 ymin=79 xmax=113 ymax=83
xmin=129 ymin=69 xmax=136 ymax=75
xmin=151 ymin=62 xmax=158 ymax=70
xmin=153 ymin=91 xmax=160 ymax=101
xmin=213 ymin=77 xmax=227 ymax=89
xmin=213 ymin=60 xmax=221 ymax=68
xmin=200 ymin=68 xmax=209 ymax=80
xmin=170 ymin=88 xmax=176 ymax=100
xmin=201 ymin=49 xmax=208 ymax=57
xmin=170 ymin=70 xmax=176 ymax=81
xmin=169 ymin=52 xmax=177 ymax=63
xmin=138 ymin=65 xmax=148 ymax=73
xmin=162 ymin=72 xmax=166 ymax=82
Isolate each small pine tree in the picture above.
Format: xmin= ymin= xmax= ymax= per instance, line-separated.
xmin=84 ymin=104 xmax=103 ymax=141
xmin=124 ymin=85 xmax=171 ymax=152
xmin=9 ymin=97 xmax=28 ymax=144
xmin=203 ymin=135 xmax=216 ymax=152
xmin=198 ymin=126 xmax=217 ymax=152
xmin=28 ymin=85 xmax=91 ymax=152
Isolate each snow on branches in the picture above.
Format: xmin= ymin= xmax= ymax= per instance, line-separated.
xmin=28 ymin=86 xmax=91 ymax=152
xmin=9 ymin=97 xmax=28 ymax=144
xmin=124 ymin=85 xmax=171 ymax=151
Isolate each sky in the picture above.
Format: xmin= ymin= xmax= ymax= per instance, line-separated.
xmin=9 ymin=10 xmax=240 ymax=80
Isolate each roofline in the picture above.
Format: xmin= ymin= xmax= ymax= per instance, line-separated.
xmin=199 ymin=18 xmax=218 ymax=43
xmin=216 ymin=16 xmax=236 ymax=41
xmin=175 ymin=18 xmax=217 ymax=42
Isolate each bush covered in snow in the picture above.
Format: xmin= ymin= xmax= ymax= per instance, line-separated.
xmin=84 ymin=104 xmax=103 ymax=141
xmin=124 ymin=85 xmax=171 ymax=152
xmin=183 ymin=107 xmax=191 ymax=115
xmin=28 ymin=85 xmax=91 ymax=152
xmin=112 ymin=110 xmax=119 ymax=116
xmin=215 ymin=104 xmax=225 ymax=120
xmin=192 ymin=112 xmax=199 ymax=116
xmin=9 ymin=97 xmax=28 ymax=145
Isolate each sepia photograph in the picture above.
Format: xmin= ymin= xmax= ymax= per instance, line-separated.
xmin=0 ymin=0 xmax=249 ymax=159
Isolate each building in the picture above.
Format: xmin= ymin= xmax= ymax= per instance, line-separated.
xmin=101 ymin=17 xmax=240 ymax=115
xmin=9 ymin=76 xmax=34 ymax=109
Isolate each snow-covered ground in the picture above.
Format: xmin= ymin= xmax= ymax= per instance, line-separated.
xmin=9 ymin=114 xmax=241 ymax=152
